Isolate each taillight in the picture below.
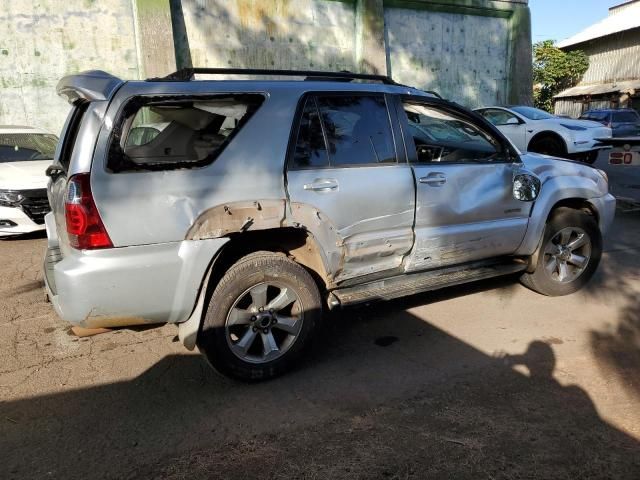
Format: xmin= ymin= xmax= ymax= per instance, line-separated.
xmin=64 ymin=174 xmax=113 ymax=249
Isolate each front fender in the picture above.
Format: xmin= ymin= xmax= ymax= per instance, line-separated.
xmin=515 ymin=175 xmax=607 ymax=256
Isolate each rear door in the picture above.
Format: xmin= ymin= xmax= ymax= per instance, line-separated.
xmin=286 ymin=93 xmax=415 ymax=282
xmin=398 ymin=97 xmax=530 ymax=271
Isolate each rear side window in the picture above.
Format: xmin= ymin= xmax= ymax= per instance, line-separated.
xmin=58 ymin=102 xmax=89 ymax=171
xmin=292 ymin=97 xmax=329 ymax=168
xmin=613 ymin=111 xmax=640 ymax=123
xmin=108 ymin=94 xmax=264 ymax=173
xmin=317 ymin=95 xmax=396 ymax=166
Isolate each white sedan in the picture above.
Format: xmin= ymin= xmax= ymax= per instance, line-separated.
xmin=475 ymin=106 xmax=612 ymax=163
xmin=0 ymin=126 xmax=57 ymax=237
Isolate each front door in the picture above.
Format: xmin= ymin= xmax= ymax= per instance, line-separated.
xmin=398 ymin=98 xmax=530 ymax=272
xmin=286 ymin=93 xmax=415 ymax=282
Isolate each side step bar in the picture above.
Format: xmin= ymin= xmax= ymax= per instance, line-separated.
xmin=330 ymin=260 xmax=527 ymax=307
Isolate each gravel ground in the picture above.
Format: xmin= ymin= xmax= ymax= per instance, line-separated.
xmin=1 ymin=213 xmax=639 ymax=479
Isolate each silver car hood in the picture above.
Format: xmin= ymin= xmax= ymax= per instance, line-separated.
xmin=520 ymin=152 xmax=606 ymax=193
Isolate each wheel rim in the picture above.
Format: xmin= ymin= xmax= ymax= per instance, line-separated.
xmin=543 ymin=227 xmax=592 ymax=283
xmin=225 ymin=282 xmax=304 ymax=364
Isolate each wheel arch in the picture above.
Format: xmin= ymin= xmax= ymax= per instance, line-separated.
xmin=527 ymin=130 xmax=568 ymax=154
xmin=516 ymin=171 xmax=604 ymax=259
xmin=178 ymin=227 xmax=331 ymax=350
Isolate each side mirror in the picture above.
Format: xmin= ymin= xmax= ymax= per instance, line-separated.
xmin=505 ymin=117 xmax=520 ymax=125
xmin=513 ymin=173 xmax=540 ymax=202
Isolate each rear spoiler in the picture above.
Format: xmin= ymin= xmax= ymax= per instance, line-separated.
xmin=56 ymin=70 xmax=123 ymax=104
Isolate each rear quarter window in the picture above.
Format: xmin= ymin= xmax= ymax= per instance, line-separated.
xmin=107 ymin=94 xmax=264 ymax=173
xmin=613 ymin=111 xmax=640 ymax=123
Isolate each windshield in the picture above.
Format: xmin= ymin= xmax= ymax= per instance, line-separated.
xmin=510 ymin=106 xmax=555 ymax=121
xmin=0 ymin=133 xmax=59 ymax=163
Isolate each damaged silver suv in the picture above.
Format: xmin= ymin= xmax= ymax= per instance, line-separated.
xmin=44 ymin=69 xmax=615 ymax=380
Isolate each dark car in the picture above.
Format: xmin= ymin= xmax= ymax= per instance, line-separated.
xmin=580 ymin=109 xmax=640 ymax=137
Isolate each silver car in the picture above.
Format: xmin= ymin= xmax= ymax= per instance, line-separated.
xmin=44 ymin=69 xmax=616 ymax=380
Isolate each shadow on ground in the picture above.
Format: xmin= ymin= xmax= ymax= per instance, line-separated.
xmin=2 ymin=298 xmax=639 ymax=479
xmin=587 ymin=210 xmax=640 ymax=401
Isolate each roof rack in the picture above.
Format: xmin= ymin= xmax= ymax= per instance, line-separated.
xmin=148 ymin=67 xmax=398 ymax=85
xmin=146 ymin=67 xmax=443 ymax=99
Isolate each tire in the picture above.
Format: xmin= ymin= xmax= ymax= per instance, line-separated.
xmin=528 ymin=135 xmax=567 ymax=158
xmin=198 ymin=251 xmax=322 ymax=381
xmin=520 ymin=208 xmax=602 ymax=296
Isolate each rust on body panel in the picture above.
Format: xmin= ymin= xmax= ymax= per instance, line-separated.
xmin=186 ymin=200 xmax=286 ymax=240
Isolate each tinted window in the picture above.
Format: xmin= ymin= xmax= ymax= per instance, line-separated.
xmin=404 ymin=103 xmax=502 ymax=163
xmin=0 ymin=133 xmax=59 ymax=163
xmin=109 ymin=95 xmax=264 ymax=172
xmin=292 ymin=97 xmax=328 ymax=168
xmin=316 ymin=95 xmax=395 ymax=166
xmin=613 ymin=111 xmax=640 ymax=123
xmin=510 ymin=106 xmax=554 ymax=120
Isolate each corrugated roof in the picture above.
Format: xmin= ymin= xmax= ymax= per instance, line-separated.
xmin=557 ymin=2 xmax=640 ymax=48
xmin=554 ymin=79 xmax=640 ymax=98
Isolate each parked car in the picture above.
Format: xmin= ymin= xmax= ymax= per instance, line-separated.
xmin=590 ymin=137 xmax=640 ymax=207
xmin=0 ymin=126 xmax=57 ymax=237
xmin=44 ymin=69 xmax=615 ymax=381
xmin=475 ymin=106 xmax=612 ymax=163
xmin=580 ymin=109 xmax=640 ymax=138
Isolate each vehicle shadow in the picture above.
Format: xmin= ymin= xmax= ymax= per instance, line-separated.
xmin=587 ymin=209 xmax=640 ymax=401
xmin=2 ymin=304 xmax=639 ymax=479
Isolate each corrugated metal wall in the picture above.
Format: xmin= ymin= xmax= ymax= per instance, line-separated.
xmin=575 ymin=29 xmax=640 ymax=84
xmin=554 ymin=100 xmax=584 ymax=118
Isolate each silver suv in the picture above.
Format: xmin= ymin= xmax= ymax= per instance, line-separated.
xmin=44 ymin=69 xmax=616 ymax=380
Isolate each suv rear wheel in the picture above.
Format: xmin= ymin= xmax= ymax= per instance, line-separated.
xmin=521 ymin=208 xmax=602 ymax=296
xmin=198 ymin=251 xmax=322 ymax=381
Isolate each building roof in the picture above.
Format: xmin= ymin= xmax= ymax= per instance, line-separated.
xmin=557 ymin=1 xmax=640 ymax=49
xmin=554 ymin=79 xmax=640 ymax=98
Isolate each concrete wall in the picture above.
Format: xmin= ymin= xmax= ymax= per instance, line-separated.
xmin=0 ymin=0 xmax=531 ymax=135
xmin=176 ymin=0 xmax=359 ymax=72
xmin=0 ymin=0 xmax=143 ymax=135
xmin=384 ymin=8 xmax=510 ymax=106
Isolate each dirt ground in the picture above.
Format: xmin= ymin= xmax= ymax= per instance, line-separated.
xmin=1 ymin=212 xmax=639 ymax=479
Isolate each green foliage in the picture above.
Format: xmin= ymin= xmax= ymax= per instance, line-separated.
xmin=533 ymin=40 xmax=589 ymax=112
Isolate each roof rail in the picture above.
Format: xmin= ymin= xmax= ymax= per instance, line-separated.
xmin=148 ymin=67 xmax=398 ymax=85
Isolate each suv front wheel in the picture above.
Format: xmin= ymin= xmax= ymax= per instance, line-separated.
xmin=198 ymin=251 xmax=322 ymax=381
xmin=521 ymin=207 xmax=602 ymax=296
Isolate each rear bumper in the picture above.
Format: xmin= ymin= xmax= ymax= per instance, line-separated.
xmin=44 ymin=236 xmax=228 ymax=327
xmin=0 ymin=205 xmax=45 ymax=237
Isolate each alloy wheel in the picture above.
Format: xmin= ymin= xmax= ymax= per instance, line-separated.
xmin=543 ymin=227 xmax=592 ymax=283
xmin=225 ymin=282 xmax=304 ymax=364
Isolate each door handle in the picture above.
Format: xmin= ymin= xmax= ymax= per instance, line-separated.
xmin=419 ymin=172 xmax=447 ymax=186
xmin=303 ymin=178 xmax=339 ymax=192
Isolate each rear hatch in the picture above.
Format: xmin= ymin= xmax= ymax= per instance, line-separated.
xmin=45 ymin=71 xmax=123 ymax=259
